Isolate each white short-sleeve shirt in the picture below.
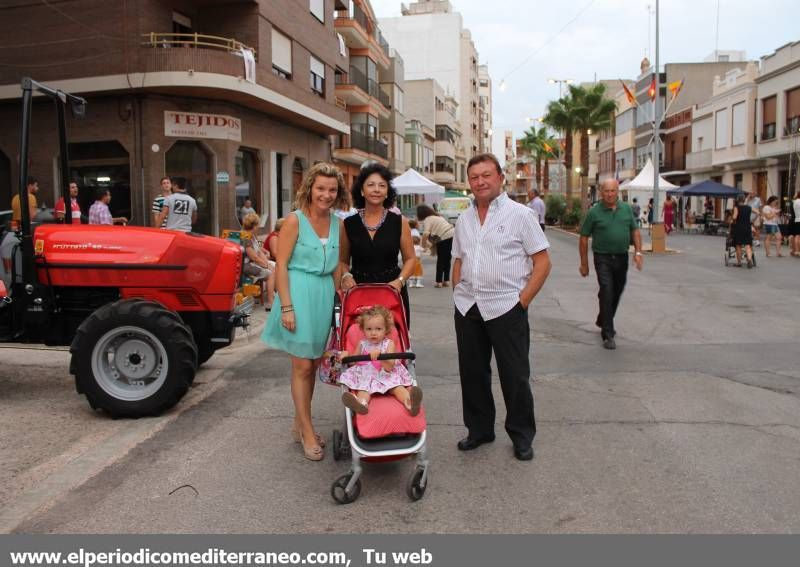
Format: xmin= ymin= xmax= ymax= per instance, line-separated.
xmin=164 ymin=191 xmax=197 ymax=232
xmin=452 ymin=192 xmax=549 ymax=320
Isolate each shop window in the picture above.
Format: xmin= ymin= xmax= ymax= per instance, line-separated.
xmin=165 ymin=141 xmax=214 ymax=235
xmin=67 ymin=141 xmax=130 ymax=222
xmin=234 ymin=148 xmax=261 ymax=226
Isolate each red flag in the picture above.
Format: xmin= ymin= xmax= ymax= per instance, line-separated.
xmin=620 ymin=80 xmax=637 ymax=106
xmin=648 ymin=76 xmax=657 ymax=100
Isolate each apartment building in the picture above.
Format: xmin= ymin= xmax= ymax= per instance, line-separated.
xmin=755 ymin=41 xmax=800 ymax=205
xmin=514 ymin=138 xmax=532 ymax=198
xmin=332 ymin=0 xmax=393 ymax=189
xmin=614 ymin=84 xmax=637 ymax=184
xmin=687 ymin=64 xmax=760 ymax=187
xmin=379 ymin=50 xmax=407 ymax=177
xmin=404 ymin=79 xmax=465 ymax=190
xmin=479 ymin=65 xmax=493 ymax=154
xmin=0 ymin=1 xmax=350 ymax=234
xmin=379 ymin=0 xmax=483 ymax=162
xmin=633 ymin=57 xmax=746 ymax=181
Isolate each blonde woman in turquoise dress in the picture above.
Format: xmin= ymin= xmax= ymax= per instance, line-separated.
xmin=262 ymin=162 xmax=349 ymax=461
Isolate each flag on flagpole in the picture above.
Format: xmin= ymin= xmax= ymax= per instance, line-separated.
xmin=648 ymin=76 xmax=657 ymax=100
xmin=620 ymin=80 xmax=637 ymax=106
xmin=668 ymin=78 xmax=684 ymax=101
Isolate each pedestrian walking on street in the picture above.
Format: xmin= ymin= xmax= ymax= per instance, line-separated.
xmin=527 ymin=188 xmax=546 ymax=231
xmin=261 ymin=162 xmax=349 ymax=462
xmin=791 ymin=191 xmax=800 ymax=257
xmin=452 ymin=153 xmax=551 ymax=461
xmin=416 ymin=204 xmax=454 ymax=288
xmin=762 ymin=196 xmax=783 ymax=257
xmin=746 ymin=190 xmax=762 ymax=247
xmin=579 ymin=179 xmax=643 ymax=350
xmin=631 ymin=198 xmax=642 ymax=228
xmin=731 ymin=194 xmax=754 ymax=268
xmin=151 ymin=176 xmax=172 ymax=228
xmin=156 ymin=177 xmax=197 ymax=233
xmin=662 ymin=194 xmax=676 ymax=234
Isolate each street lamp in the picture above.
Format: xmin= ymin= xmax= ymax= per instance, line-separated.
xmin=547 ymin=78 xmax=574 ymax=98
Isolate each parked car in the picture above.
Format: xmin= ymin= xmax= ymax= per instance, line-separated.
xmin=438 ymin=197 xmax=472 ymax=224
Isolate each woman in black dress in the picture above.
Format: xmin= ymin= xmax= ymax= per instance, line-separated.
xmin=731 ymin=194 xmax=754 ymax=267
xmin=340 ymin=163 xmax=416 ymax=325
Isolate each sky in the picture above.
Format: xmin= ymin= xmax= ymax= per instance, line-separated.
xmin=369 ymin=0 xmax=800 ymax=162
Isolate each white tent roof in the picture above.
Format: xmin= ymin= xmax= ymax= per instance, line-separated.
xmin=391 ymin=168 xmax=445 ymax=196
xmin=391 ymin=168 xmax=446 ymax=206
xmin=620 ymin=158 xmax=677 ymax=191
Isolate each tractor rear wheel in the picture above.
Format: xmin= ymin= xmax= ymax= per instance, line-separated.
xmin=71 ymin=299 xmax=198 ymax=418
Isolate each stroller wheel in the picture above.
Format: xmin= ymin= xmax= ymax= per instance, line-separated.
xmin=331 ymin=473 xmax=361 ymax=505
xmin=332 ymin=430 xmax=342 ymax=461
xmin=406 ymin=466 xmax=428 ymax=501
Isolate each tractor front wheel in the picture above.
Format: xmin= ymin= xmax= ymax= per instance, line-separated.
xmin=71 ymin=299 xmax=197 ymax=418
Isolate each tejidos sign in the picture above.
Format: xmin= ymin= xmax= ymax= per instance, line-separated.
xmin=164 ymin=111 xmax=242 ymax=142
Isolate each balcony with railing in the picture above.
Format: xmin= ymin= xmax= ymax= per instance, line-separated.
xmin=334 ymin=66 xmax=390 ymax=116
xmin=685 ymin=149 xmax=712 ymax=171
xmin=334 ymin=4 xmax=390 ymax=67
xmin=140 ymin=33 xmax=256 ymax=77
xmin=662 ymin=155 xmax=686 ymax=172
xmin=333 ymin=130 xmax=389 ymax=163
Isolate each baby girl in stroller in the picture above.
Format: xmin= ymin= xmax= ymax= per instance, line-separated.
xmin=337 ymin=305 xmax=423 ymax=416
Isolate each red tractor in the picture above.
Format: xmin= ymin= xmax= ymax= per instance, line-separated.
xmin=0 ymin=79 xmax=251 ymax=418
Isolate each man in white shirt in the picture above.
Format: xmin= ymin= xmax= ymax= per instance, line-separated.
xmin=451 ymin=153 xmax=551 ymax=461
xmin=527 ymin=189 xmax=546 ymax=231
xmin=156 ymin=177 xmax=197 ymax=233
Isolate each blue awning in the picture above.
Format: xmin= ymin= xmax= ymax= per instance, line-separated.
xmin=668 ymin=179 xmax=743 ymax=198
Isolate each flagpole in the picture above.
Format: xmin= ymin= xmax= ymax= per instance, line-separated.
xmin=651 ymin=0 xmax=665 ymax=253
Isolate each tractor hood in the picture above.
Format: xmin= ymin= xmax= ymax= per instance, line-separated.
xmin=33 ymin=225 xmax=242 ymax=296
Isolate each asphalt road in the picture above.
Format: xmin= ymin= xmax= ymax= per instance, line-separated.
xmin=3 ymin=229 xmax=800 ymax=533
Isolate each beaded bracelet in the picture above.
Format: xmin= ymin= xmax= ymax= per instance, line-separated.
xmin=281 ymin=305 xmax=294 ymax=313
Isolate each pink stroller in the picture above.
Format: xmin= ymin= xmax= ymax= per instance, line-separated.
xmin=320 ymin=284 xmax=428 ymax=504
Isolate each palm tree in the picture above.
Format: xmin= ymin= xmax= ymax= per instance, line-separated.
xmin=543 ymin=95 xmax=580 ymax=198
xmin=520 ymin=125 xmax=560 ymax=194
xmin=570 ymin=83 xmax=617 ymax=210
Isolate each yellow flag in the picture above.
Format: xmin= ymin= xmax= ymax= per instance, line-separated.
xmin=668 ymin=79 xmax=684 ymax=101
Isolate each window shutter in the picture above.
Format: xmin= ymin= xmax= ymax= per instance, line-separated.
xmin=271 ymin=30 xmax=292 ymax=74
xmin=310 ymin=0 xmax=325 ymax=23
xmin=310 ymin=56 xmax=325 ymax=78
xmin=763 ymin=96 xmax=776 ymax=124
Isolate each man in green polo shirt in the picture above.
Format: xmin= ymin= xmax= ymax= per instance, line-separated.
xmin=579 ymin=179 xmax=644 ymax=350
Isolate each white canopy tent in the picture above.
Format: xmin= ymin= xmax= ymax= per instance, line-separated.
xmin=619 ymin=158 xmax=677 ymax=206
xmin=391 ymin=168 xmax=445 ymax=205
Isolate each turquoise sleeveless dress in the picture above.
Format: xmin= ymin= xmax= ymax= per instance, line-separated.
xmin=262 ymin=210 xmax=340 ymax=359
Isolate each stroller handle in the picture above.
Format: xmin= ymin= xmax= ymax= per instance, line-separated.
xmin=341 ymin=352 xmax=416 ymax=365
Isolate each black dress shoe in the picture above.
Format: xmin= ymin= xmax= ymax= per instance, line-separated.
xmin=514 ymin=446 xmax=534 ymax=461
xmin=457 ymin=435 xmax=495 ymax=451
xmin=603 ymin=337 xmax=616 ymax=350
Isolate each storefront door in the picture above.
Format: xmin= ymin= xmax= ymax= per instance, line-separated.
xmin=166 ymin=141 xmax=214 ymax=235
